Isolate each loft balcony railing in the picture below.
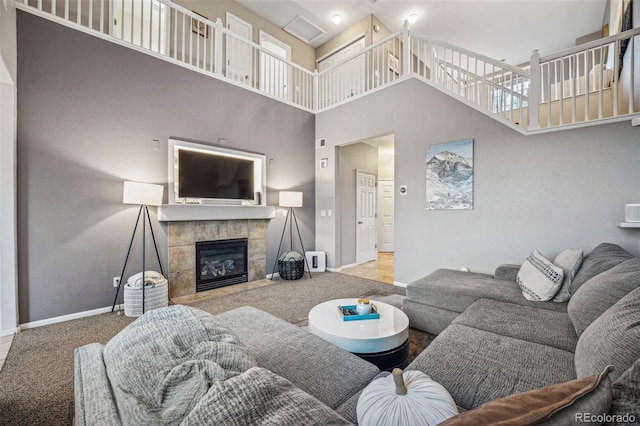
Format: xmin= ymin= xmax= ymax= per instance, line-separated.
xmin=16 ymin=0 xmax=640 ymax=134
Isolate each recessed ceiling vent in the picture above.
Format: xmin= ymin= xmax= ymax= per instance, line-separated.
xmin=283 ymin=15 xmax=326 ymax=44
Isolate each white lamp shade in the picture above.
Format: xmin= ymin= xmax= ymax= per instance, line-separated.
xmin=123 ymin=181 xmax=164 ymax=206
xmin=279 ymin=191 xmax=303 ymax=208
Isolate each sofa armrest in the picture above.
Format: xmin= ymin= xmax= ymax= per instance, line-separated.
xmin=74 ymin=343 xmax=121 ymax=426
xmin=494 ymin=264 xmax=521 ymax=282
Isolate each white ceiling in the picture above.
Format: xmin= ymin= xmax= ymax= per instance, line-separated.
xmin=238 ymin=0 xmax=608 ymax=65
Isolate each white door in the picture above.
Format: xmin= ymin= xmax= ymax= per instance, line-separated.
xmin=111 ymin=0 xmax=168 ymax=55
xmin=226 ymin=13 xmax=252 ymax=85
xmin=377 ymin=181 xmax=394 ymax=252
xmin=318 ymin=37 xmax=365 ymax=105
xmin=356 ymin=171 xmax=377 ymax=264
xmin=259 ymin=31 xmax=291 ymax=101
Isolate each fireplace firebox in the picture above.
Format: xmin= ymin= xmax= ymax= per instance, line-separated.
xmin=195 ymin=238 xmax=248 ymax=292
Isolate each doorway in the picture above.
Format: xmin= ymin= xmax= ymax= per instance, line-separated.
xmin=226 ymin=12 xmax=253 ymax=85
xmin=111 ymin=0 xmax=169 ymax=54
xmin=337 ymin=134 xmax=395 ymax=283
xmin=317 ymin=37 xmax=365 ymax=105
xmin=259 ymin=31 xmax=291 ymax=101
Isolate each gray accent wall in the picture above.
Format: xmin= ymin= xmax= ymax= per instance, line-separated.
xmin=17 ymin=11 xmax=315 ymax=323
xmin=316 ymin=78 xmax=640 ymax=284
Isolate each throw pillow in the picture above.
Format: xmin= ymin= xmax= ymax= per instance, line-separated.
xmin=552 ymin=249 xmax=584 ymax=302
xmin=440 ymin=366 xmax=612 ymax=426
xmin=182 ymin=367 xmax=352 ymax=426
xmin=357 ymin=369 xmax=458 ymax=426
xmin=103 ymin=305 xmax=257 ymax=426
xmin=516 ymin=249 xmax=564 ymax=301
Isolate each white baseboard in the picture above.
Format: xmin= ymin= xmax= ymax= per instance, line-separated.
xmin=265 ymin=272 xmax=280 ymax=279
xmin=0 ymin=327 xmax=19 ymax=337
xmin=393 ymin=281 xmax=408 ymax=288
xmin=20 ymin=304 xmax=122 ymax=330
xmin=340 ymin=263 xmax=357 ymax=270
xmin=326 ymin=267 xmax=342 ymax=272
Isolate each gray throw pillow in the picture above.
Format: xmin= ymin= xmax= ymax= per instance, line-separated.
xmin=568 ymin=258 xmax=640 ymax=336
xmin=516 ymin=249 xmax=564 ymax=301
xmin=575 ymin=286 xmax=640 ymax=382
xmin=552 ymin=249 xmax=584 ymax=302
xmin=103 ymin=305 xmax=257 ymax=426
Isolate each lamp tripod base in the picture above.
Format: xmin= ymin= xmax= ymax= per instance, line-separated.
xmin=271 ymin=207 xmax=312 ymax=280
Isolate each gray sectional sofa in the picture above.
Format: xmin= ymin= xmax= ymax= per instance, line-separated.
xmin=405 ymin=242 xmax=640 ymax=416
xmin=75 ymin=242 xmax=639 ymax=424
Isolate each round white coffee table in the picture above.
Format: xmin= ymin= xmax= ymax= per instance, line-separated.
xmin=308 ymin=298 xmax=410 ymax=370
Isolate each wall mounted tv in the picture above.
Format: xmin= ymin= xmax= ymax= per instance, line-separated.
xmin=168 ymin=139 xmax=266 ymax=205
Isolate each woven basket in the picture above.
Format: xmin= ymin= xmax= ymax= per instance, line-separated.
xmin=123 ymin=279 xmax=168 ymax=317
xmin=278 ymin=251 xmax=304 ymax=280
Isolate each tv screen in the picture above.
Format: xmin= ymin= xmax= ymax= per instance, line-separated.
xmin=177 ymin=149 xmax=255 ymax=201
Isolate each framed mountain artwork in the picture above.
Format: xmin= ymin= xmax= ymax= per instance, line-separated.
xmin=426 ymin=139 xmax=474 ymax=210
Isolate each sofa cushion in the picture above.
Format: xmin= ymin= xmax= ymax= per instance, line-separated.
xmin=552 ymin=249 xmax=584 ymax=302
xmin=102 ymin=305 xmax=256 ymax=425
xmin=216 ymin=306 xmax=380 ymax=410
xmin=439 ymin=366 xmax=612 ymax=426
xmin=575 ymin=286 xmax=640 ymax=382
xmin=570 ymin=243 xmax=634 ymax=296
xmin=568 ymin=258 xmax=640 ymax=336
xmin=453 ymin=299 xmax=577 ymax=353
xmin=407 ymin=324 xmax=576 ymax=410
xmin=516 ymin=249 xmax=564 ymax=301
xmin=181 ymin=366 xmax=352 ymax=426
xmin=406 ymin=269 xmax=568 ymax=314
xmin=609 ymin=357 xmax=640 ymax=423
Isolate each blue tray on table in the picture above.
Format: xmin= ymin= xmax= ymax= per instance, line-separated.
xmin=337 ymin=303 xmax=379 ymax=321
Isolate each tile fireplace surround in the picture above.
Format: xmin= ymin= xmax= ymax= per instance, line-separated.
xmin=167 ymin=220 xmax=267 ymax=298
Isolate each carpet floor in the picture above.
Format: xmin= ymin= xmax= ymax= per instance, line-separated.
xmin=0 ymin=272 xmax=434 ymax=426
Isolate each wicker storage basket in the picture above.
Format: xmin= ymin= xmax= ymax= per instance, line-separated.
xmin=123 ymin=278 xmax=168 ymax=317
xmin=278 ymin=251 xmax=305 ymax=280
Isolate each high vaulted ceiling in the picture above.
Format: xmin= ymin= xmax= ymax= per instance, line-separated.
xmin=238 ymin=0 xmax=608 ymax=65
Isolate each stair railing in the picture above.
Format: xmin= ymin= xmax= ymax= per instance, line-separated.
xmin=16 ymin=0 xmax=640 ymax=132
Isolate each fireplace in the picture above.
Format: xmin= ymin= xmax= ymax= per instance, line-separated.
xmin=196 ymin=238 xmax=248 ymax=292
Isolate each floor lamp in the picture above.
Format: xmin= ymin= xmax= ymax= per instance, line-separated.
xmin=271 ymin=191 xmax=312 ymax=279
xmin=111 ymin=181 xmax=165 ymax=313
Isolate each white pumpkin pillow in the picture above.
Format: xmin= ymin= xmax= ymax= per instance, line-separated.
xmin=357 ymin=369 xmax=458 ymax=426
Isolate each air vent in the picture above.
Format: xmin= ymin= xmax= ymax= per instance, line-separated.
xmin=283 ymin=15 xmax=326 ymax=44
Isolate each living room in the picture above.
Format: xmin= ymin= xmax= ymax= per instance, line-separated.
xmin=1 ymin=0 xmax=640 ymax=424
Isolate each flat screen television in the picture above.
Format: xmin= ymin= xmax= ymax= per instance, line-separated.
xmin=169 ymin=139 xmax=265 ymax=205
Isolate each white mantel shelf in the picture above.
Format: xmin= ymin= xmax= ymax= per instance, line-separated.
xmin=157 ymin=205 xmax=276 ymax=222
